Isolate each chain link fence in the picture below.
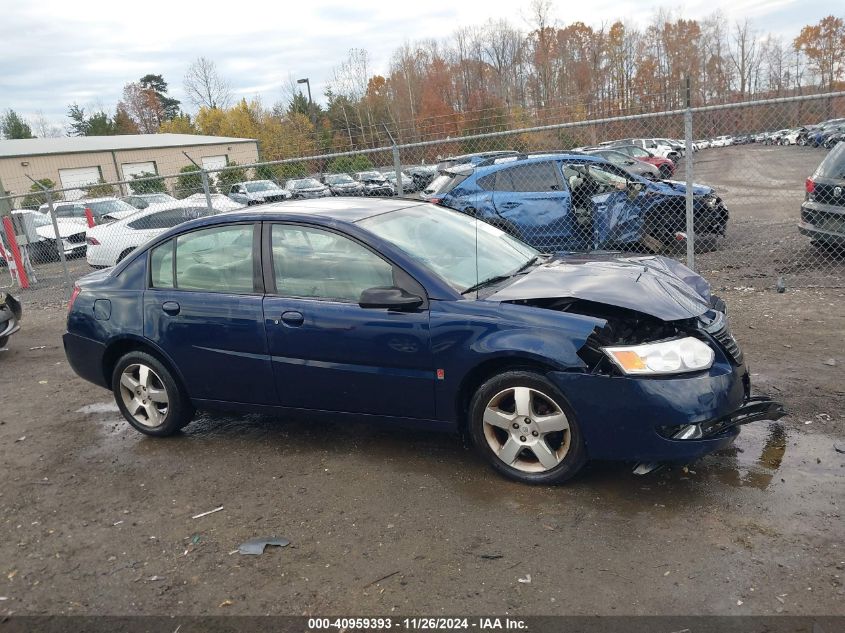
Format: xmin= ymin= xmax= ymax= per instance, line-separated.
xmin=2 ymin=92 xmax=844 ymax=305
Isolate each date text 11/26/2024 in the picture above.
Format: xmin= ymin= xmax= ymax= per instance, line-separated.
xmin=306 ymin=617 xmax=528 ymax=630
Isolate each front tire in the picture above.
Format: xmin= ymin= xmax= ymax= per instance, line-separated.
xmin=468 ymin=371 xmax=587 ymax=484
xmin=112 ymin=351 xmax=194 ymax=436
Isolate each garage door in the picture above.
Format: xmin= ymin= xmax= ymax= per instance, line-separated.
xmin=59 ymin=166 xmax=103 ymax=200
xmin=122 ymin=161 xmax=158 ymax=193
xmin=201 ymin=155 xmax=228 ymax=171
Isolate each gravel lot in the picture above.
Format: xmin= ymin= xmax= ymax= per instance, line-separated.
xmin=0 ymin=144 xmax=843 ymax=617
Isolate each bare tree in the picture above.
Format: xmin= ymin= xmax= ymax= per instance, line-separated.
xmin=728 ymin=19 xmax=762 ymax=98
xmin=32 ymin=110 xmax=63 ymax=138
xmin=183 ymin=57 xmax=232 ymax=110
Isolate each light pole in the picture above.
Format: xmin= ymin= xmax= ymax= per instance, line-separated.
xmin=297 ymin=77 xmax=316 ymax=128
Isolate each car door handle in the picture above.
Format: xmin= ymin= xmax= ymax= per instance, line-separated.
xmin=500 ymin=202 xmax=521 ymax=209
xmin=280 ymin=311 xmax=304 ymax=326
xmin=162 ymin=301 xmax=180 ymax=316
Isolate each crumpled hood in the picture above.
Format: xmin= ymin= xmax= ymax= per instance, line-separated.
xmin=486 ymin=254 xmax=713 ymax=321
xmin=651 ymin=179 xmax=713 ymax=196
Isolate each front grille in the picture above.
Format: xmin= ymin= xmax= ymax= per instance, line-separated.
xmin=263 ymin=195 xmax=287 ymax=203
xmin=66 ymin=233 xmax=86 ymax=244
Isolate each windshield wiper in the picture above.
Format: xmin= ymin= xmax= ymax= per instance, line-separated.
xmin=461 ymin=275 xmax=513 ymax=295
xmin=515 ymin=256 xmax=540 ymax=273
xmin=461 ymin=257 xmax=542 ymax=296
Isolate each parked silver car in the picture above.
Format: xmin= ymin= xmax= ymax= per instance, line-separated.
xmin=227 ymin=180 xmax=292 ymax=206
xmin=584 ymin=149 xmax=661 ymax=180
xmin=285 ymin=178 xmax=332 ymax=199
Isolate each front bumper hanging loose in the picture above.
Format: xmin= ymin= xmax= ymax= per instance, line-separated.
xmin=633 ymin=396 xmax=786 ymax=475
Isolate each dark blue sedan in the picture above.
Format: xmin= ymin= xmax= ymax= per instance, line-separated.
xmin=63 ymin=198 xmax=782 ymax=484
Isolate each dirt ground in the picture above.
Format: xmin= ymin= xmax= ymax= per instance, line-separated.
xmin=0 ymin=144 xmax=843 ymax=617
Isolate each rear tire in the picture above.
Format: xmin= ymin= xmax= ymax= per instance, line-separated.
xmin=469 ymin=371 xmax=587 ymax=484
xmin=659 ymin=164 xmax=673 ymax=179
xmin=116 ymin=248 xmax=135 ymax=264
xmin=112 ymin=351 xmax=194 ymax=437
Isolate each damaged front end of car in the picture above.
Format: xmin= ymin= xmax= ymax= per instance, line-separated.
xmin=0 ymin=291 xmax=22 ymax=348
xmin=488 ymin=254 xmax=785 ymax=472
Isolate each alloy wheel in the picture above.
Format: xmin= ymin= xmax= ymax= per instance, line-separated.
xmin=118 ymin=363 xmax=169 ymax=428
xmin=482 ymin=386 xmax=571 ymax=473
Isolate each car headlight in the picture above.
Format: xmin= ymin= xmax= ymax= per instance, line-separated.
xmin=603 ymin=337 xmax=714 ymax=375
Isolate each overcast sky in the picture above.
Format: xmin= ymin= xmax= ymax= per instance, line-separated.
xmin=0 ymin=0 xmax=836 ymax=131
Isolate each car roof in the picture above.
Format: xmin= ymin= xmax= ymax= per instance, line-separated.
xmin=190 ymin=197 xmax=431 ymax=226
xmin=470 ymin=153 xmax=606 ymax=173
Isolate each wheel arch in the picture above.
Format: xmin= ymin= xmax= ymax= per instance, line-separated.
xmin=454 ymin=356 xmax=563 ymax=435
xmin=102 ymin=335 xmax=189 ymax=396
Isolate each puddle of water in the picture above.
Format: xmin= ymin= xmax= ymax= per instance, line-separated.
xmin=77 ymin=401 xmax=119 ymax=414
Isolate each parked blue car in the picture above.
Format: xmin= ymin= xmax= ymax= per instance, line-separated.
xmin=421 ymin=154 xmax=728 ymax=252
xmin=63 ymin=198 xmax=781 ymax=484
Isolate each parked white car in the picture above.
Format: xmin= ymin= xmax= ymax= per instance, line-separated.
xmin=711 ymin=135 xmax=734 ymax=148
xmin=85 ymin=201 xmax=228 ymax=268
xmin=38 ymin=197 xmax=138 ymax=223
xmin=4 ymin=211 xmax=87 ymax=263
xmin=182 ymin=193 xmax=245 ymax=212
xmin=612 ymin=138 xmax=680 ymax=161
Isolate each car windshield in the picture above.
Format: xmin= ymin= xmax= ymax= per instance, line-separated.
xmin=814 ymin=143 xmax=845 ymax=179
xmin=29 ymin=213 xmax=53 ymax=227
xmin=245 ymin=181 xmax=280 ymax=192
xmin=88 ymin=200 xmax=136 ymax=215
xmin=325 ymin=174 xmax=354 ymax=184
xmin=358 ymin=205 xmax=539 ymax=293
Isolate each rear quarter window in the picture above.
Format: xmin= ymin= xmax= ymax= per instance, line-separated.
xmin=425 ymin=173 xmax=469 ymax=195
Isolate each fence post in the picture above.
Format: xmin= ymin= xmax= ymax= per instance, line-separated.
xmin=683 ymin=77 xmax=696 ymax=271
xmin=392 ymin=144 xmax=404 ymax=196
xmin=200 ymin=170 xmax=213 ymax=212
xmin=45 ymin=189 xmax=71 ymax=288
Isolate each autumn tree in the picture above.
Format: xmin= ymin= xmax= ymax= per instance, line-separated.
xmin=1 ymin=109 xmax=34 ymax=139
xmin=140 ymin=74 xmax=180 ymax=121
xmin=794 ymin=15 xmax=845 ymax=90
xmin=159 ymin=113 xmax=197 ymax=134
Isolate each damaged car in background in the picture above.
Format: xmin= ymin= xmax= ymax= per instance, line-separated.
xmin=1 ymin=292 xmax=22 ymax=349
xmin=63 ymin=199 xmax=782 ymax=484
xmin=421 ymin=153 xmax=728 ymax=254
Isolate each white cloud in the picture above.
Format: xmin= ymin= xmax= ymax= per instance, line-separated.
xmin=0 ymin=0 xmax=823 ymax=128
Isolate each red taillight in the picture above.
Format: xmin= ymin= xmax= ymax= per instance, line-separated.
xmin=68 ymin=285 xmax=81 ymax=314
xmin=86 ymin=236 xmax=100 ymax=246
xmin=805 ymin=178 xmax=815 ymax=194
xmin=429 ymin=198 xmax=442 ymax=205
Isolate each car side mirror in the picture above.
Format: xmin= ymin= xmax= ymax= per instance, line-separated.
xmin=359 ymin=286 xmax=423 ymax=310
